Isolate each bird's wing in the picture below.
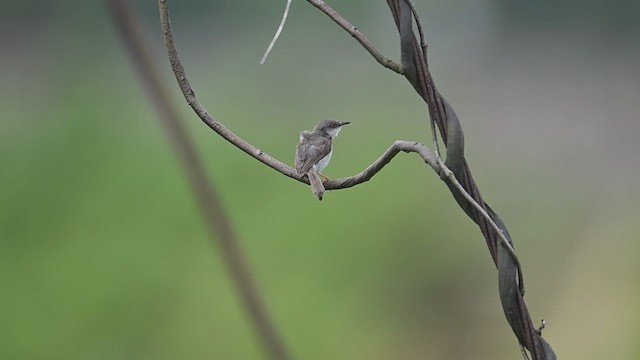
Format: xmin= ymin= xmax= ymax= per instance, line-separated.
xmin=295 ymin=134 xmax=331 ymax=175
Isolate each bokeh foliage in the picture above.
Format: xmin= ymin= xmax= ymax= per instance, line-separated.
xmin=1 ymin=1 xmax=639 ymax=359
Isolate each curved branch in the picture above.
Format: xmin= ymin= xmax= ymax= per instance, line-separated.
xmin=325 ymin=140 xmax=436 ymax=189
xmin=159 ymin=0 xmax=301 ymax=181
xmin=305 ymin=0 xmax=403 ymax=74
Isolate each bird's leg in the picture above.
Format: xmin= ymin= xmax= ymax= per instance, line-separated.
xmin=319 ymin=173 xmax=331 ymax=182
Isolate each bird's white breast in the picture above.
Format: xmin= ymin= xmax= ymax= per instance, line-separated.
xmin=313 ymin=149 xmax=333 ymax=173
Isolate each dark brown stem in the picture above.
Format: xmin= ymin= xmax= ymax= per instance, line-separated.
xmin=111 ymin=1 xmax=292 ymax=359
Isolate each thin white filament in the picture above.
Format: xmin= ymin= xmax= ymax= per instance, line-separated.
xmin=260 ymin=0 xmax=293 ymax=65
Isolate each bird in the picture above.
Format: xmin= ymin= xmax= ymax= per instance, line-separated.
xmin=295 ymin=119 xmax=351 ymax=200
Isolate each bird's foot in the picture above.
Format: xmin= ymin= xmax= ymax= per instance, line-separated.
xmin=319 ymin=173 xmax=331 ymax=182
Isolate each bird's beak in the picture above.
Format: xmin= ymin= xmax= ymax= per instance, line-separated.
xmin=340 ymin=121 xmax=351 ymax=126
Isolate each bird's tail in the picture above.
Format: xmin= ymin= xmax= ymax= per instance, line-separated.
xmin=307 ymin=168 xmax=325 ymax=201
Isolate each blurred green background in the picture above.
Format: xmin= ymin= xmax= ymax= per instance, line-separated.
xmin=2 ymin=0 xmax=639 ymax=359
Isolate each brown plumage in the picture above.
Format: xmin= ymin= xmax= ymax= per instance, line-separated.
xmin=295 ymin=120 xmax=350 ymax=200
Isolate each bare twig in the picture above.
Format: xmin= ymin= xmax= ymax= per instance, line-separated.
xmin=305 ymin=0 xmax=403 ymax=74
xmin=536 ymin=320 xmax=546 ymax=336
xmin=260 ymin=0 xmax=293 ymax=65
xmin=406 ymin=0 xmax=427 ymax=55
xmin=112 ymin=1 xmax=292 ymax=359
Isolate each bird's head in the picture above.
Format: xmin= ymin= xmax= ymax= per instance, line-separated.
xmin=313 ymin=119 xmax=351 ymax=139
